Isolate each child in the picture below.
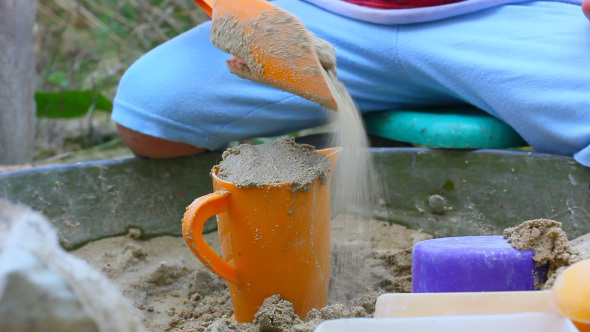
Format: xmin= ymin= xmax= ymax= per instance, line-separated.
xmin=112 ymin=0 xmax=590 ymax=166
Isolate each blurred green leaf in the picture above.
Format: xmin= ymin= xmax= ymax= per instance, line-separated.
xmin=36 ymin=90 xmax=113 ymax=118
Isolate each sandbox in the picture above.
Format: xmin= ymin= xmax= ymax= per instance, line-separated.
xmin=1 ymin=148 xmax=590 ymax=331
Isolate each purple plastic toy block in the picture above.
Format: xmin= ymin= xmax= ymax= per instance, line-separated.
xmin=412 ymin=236 xmax=547 ymax=293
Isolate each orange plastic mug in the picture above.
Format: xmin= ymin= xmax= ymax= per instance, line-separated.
xmin=182 ymin=147 xmax=341 ymax=322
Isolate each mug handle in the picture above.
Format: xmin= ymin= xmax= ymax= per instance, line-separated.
xmin=182 ymin=191 xmax=239 ymax=284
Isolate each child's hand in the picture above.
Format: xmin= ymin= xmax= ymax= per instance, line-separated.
xmin=583 ymin=0 xmax=590 ymax=21
xmin=227 ymin=55 xmax=249 ymax=73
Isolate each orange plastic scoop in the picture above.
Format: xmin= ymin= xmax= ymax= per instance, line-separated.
xmin=194 ymin=0 xmax=213 ymax=17
xmin=194 ymin=0 xmax=338 ymax=110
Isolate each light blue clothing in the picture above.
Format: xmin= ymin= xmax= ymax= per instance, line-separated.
xmin=302 ymin=0 xmax=583 ymax=24
xmin=112 ymin=0 xmax=590 ymax=166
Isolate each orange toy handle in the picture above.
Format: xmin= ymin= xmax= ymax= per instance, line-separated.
xmin=182 ymin=191 xmax=239 ymax=284
xmin=193 ymin=0 xmax=213 ymax=17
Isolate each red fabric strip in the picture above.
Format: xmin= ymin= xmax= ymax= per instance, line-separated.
xmin=343 ymin=0 xmax=464 ymax=9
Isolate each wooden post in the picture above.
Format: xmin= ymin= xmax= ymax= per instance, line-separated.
xmin=0 ymin=0 xmax=37 ymax=165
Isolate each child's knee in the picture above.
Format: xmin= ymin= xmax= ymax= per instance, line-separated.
xmin=116 ymin=124 xmax=206 ymax=159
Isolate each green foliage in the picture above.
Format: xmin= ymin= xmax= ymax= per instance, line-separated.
xmin=29 ymin=1 xmax=210 ymax=163
xmin=36 ymin=90 xmax=113 ymax=119
xmin=37 ymin=0 xmax=208 ymax=99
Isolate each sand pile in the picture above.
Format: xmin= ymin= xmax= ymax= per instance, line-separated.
xmin=504 ymin=219 xmax=584 ymax=289
xmin=215 ymin=137 xmax=331 ymax=192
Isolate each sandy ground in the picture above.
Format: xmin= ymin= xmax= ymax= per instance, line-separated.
xmin=73 ymin=218 xmax=432 ymax=332
xmin=72 ymin=217 xmax=590 ymax=332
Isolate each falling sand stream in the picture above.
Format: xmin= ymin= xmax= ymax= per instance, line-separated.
xmin=324 ymin=69 xmax=381 ymax=303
